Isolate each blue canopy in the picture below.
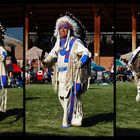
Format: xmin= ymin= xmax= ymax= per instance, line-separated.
xmin=91 ymin=62 xmax=105 ymax=71
xmin=116 ymin=59 xmax=126 ymax=66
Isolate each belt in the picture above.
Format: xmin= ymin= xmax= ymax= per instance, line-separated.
xmin=58 ymin=67 xmax=67 ymax=72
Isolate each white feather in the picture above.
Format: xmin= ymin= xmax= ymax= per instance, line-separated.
xmin=54 ymin=15 xmax=80 ymax=38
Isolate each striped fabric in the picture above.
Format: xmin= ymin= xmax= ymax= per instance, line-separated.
xmin=68 ymin=83 xmax=83 ymax=125
xmin=64 ymin=38 xmax=76 ymax=63
xmin=0 ymin=46 xmax=7 ymax=112
xmin=68 ymin=84 xmax=75 ymax=124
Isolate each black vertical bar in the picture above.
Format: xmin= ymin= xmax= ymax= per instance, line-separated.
xmin=113 ymin=2 xmax=116 ymax=137
xmin=23 ymin=3 xmax=26 ymax=136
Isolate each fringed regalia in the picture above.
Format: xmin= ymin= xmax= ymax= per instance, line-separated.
xmin=0 ymin=45 xmax=7 ymax=112
xmin=43 ymin=12 xmax=91 ymax=127
xmin=128 ymin=46 xmax=140 ymax=102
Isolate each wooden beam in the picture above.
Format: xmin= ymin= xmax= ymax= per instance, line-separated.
xmin=131 ymin=5 xmax=137 ymax=51
xmin=93 ymin=5 xmax=101 ymax=65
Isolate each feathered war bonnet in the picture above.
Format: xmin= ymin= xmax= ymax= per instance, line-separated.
xmin=53 ymin=11 xmax=88 ymax=47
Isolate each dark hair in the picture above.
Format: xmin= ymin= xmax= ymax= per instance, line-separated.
xmin=70 ymin=29 xmax=74 ymax=37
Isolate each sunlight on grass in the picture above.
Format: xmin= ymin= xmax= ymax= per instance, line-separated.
xmin=0 ymin=88 xmax=23 ymax=135
xmin=26 ymin=83 xmax=113 ymax=136
xmin=116 ymin=82 xmax=140 ymax=136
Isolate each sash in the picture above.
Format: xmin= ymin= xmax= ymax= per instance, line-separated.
xmin=64 ymin=38 xmax=76 ymax=63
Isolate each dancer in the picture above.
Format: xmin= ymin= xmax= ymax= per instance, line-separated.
xmin=42 ymin=12 xmax=91 ymax=128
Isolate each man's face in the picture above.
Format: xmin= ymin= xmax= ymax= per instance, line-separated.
xmin=59 ymin=27 xmax=68 ymax=39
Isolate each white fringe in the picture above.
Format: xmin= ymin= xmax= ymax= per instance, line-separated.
xmin=0 ymin=88 xmax=7 ymax=112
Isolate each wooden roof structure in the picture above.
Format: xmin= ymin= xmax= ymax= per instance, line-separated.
xmin=0 ymin=3 xmax=140 ymax=32
xmin=0 ymin=3 xmax=140 ymax=65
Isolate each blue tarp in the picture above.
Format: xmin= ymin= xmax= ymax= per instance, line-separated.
xmin=91 ymin=62 xmax=105 ymax=71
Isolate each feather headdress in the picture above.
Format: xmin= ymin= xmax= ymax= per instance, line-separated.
xmin=0 ymin=23 xmax=4 ymax=40
xmin=54 ymin=11 xmax=88 ymax=47
xmin=0 ymin=23 xmax=5 ymax=46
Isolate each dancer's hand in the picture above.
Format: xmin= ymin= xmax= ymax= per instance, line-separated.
xmin=41 ymin=59 xmax=47 ymax=67
xmin=75 ymin=61 xmax=82 ymax=69
xmin=0 ymin=55 xmax=4 ymax=62
xmin=42 ymin=56 xmax=51 ymax=64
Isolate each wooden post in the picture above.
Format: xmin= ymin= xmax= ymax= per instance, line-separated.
xmin=132 ymin=6 xmax=137 ymax=51
xmin=93 ymin=6 xmax=101 ymax=65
